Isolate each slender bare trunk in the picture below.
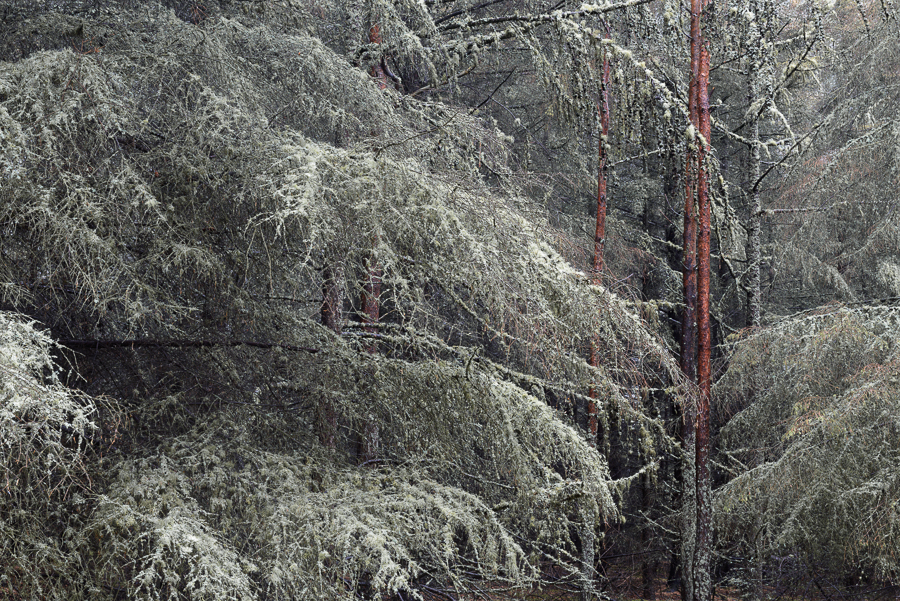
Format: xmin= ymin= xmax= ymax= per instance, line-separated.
xmin=586 ymin=38 xmax=613 ymax=601
xmin=693 ymin=41 xmax=713 ymax=601
xmin=359 ymin=252 xmax=381 ymax=463
xmin=681 ymin=12 xmax=700 ymax=600
xmin=683 ymin=1 xmax=713 ymax=599
xmin=320 ymin=262 xmax=343 ymax=448
xmin=746 ymin=72 xmax=762 ymax=328
xmin=588 ymin=41 xmax=611 ymax=442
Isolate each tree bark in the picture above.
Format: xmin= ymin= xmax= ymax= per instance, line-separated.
xmin=693 ymin=41 xmax=713 ymax=601
xmin=588 ymin=39 xmax=612 ymax=442
xmin=358 ymin=21 xmax=386 ymax=464
xmin=320 ymin=262 xmax=343 ymax=448
xmin=746 ymin=71 xmax=762 ymax=328
xmin=585 ymin=36 xmax=612 ymax=601
xmin=359 ymin=253 xmax=382 ymax=463
xmin=683 ymin=1 xmax=713 ymax=599
xmin=680 ymin=10 xmax=700 ymax=600
xmin=369 ymin=23 xmax=389 ymax=90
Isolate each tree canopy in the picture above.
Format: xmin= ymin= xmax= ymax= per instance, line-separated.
xmin=1 ymin=0 xmax=898 ymax=600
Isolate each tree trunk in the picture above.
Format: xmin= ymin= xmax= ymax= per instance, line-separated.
xmin=585 ymin=41 xmax=612 ymax=601
xmin=681 ymin=9 xmax=700 ymax=600
xmin=746 ymin=71 xmax=762 ymax=328
xmin=369 ymin=23 xmax=389 ymax=90
xmin=683 ymin=1 xmax=713 ymax=599
xmin=320 ymin=262 xmax=343 ymax=448
xmin=693 ymin=41 xmax=713 ymax=601
xmin=588 ymin=40 xmax=611 ymax=442
xmin=359 ymin=252 xmax=382 ymax=463
xmin=357 ymin=21 xmax=387 ymax=464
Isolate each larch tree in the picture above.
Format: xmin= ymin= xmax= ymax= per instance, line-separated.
xmin=0 ymin=1 xmax=687 ymax=599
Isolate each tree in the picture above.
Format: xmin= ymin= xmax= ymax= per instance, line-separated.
xmin=0 ymin=2 xmax=682 ymax=599
xmin=679 ymin=0 xmax=713 ymax=598
xmin=716 ymin=306 xmax=900 ymax=591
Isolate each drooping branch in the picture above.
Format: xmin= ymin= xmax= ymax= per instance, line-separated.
xmin=58 ymin=338 xmax=320 ymax=353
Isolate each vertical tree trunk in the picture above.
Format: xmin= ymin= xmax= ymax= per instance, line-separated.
xmin=683 ymin=1 xmax=713 ymax=599
xmin=358 ymin=21 xmax=387 ymax=464
xmin=746 ymin=72 xmax=762 ymax=328
xmin=693 ymin=41 xmax=713 ymax=601
xmin=320 ymin=262 xmax=343 ymax=448
xmin=588 ymin=41 xmax=612 ymax=442
xmin=359 ymin=253 xmax=381 ymax=463
xmin=369 ymin=23 xmax=389 ymax=90
xmin=680 ymin=7 xmax=700 ymax=600
xmin=585 ymin=38 xmax=612 ymax=601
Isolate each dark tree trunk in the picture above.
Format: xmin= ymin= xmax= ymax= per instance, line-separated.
xmin=746 ymin=66 xmax=762 ymax=328
xmin=585 ymin=43 xmax=612 ymax=601
xmin=588 ymin=38 xmax=611 ymax=442
xmin=359 ymin=253 xmax=382 ymax=463
xmin=681 ymin=7 xmax=700 ymax=600
xmin=356 ymin=21 xmax=387 ymax=465
xmin=320 ymin=262 xmax=344 ymax=448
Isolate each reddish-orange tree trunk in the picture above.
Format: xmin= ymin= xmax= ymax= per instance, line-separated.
xmin=683 ymin=2 xmax=712 ymax=601
xmin=588 ymin=42 xmax=611 ymax=440
xmin=693 ymin=41 xmax=713 ymax=601
xmin=369 ymin=24 xmax=389 ymax=90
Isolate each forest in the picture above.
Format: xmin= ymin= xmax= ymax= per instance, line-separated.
xmin=0 ymin=0 xmax=898 ymax=599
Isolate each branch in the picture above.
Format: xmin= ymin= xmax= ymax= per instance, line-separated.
xmin=58 ymin=338 xmax=320 ymax=353
xmin=434 ymin=0 xmax=659 ymax=34
xmin=433 ymin=0 xmax=511 ymax=26
xmin=751 ymin=117 xmax=826 ymax=193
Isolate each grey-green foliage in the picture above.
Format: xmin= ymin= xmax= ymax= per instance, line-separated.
xmin=765 ymin=14 xmax=900 ymax=315
xmin=0 ymin=2 xmax=681 ymax=599
xmin=0 ymin=312 xmax=110 ymax=599
xmin=715 ymin=306 xmax=900 ymax=582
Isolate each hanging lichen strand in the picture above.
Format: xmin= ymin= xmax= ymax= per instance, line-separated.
xmin=0 ymin=2 xmax=686 ymax=600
